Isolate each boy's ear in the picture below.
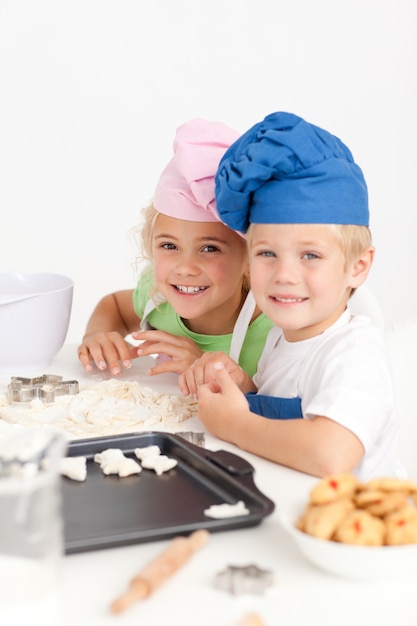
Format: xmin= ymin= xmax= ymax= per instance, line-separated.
xmin=349 ymin=246 xmax=375 ymax=288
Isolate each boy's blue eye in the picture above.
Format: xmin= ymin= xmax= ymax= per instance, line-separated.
xmin=161 ymin=242 xmax=177 ymax=250
xmin=303 ymin=252 xmax=319 ymax=260
xmin=257 ymin=250 xmax=275 ymax=257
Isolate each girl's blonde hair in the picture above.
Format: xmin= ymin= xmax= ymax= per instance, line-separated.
xmin=137 ymin=203 xmax=159 ymax=263
xmin=129 ymin=203 xmax=157 ymax=284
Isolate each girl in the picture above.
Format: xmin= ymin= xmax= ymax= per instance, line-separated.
xmin=78 ymin=118 xmax=273 ymax=378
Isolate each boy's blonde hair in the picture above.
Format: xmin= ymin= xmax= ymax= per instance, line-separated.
xmin=328 ymin=224 xmax=372 ymax=267
xmin=329 ymin=225 xmax=373 ymax=297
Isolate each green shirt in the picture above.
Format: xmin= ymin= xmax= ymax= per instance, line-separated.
xmin=132 ymin=271 xmax=273 ymax=378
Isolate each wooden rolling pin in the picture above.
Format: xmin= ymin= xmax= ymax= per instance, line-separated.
xmin=110 ymin=529 xmax=210 ymax=614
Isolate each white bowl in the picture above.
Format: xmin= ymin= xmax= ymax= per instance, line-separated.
xmin=0 ymin=272 xmax=73 ymax=374
xmin=279 ymin=499 xmax=417 ymax=580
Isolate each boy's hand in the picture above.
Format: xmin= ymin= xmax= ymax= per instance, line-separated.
xmin=78 ymin=332 xmax=138 ymax=376
xmin=178 ymin=352 xmax=255 ymax=397
xmin=197 ymin=362 xmax=251 ymax=441
xmin=132 ymin=330 xmax=203 ymax=376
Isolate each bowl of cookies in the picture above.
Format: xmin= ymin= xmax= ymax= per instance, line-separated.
xmin=279 ymin=474 xmax=417 ymax=580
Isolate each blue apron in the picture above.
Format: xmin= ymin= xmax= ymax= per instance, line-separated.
xmin=245 ymin=392 xmax=302 ymax=419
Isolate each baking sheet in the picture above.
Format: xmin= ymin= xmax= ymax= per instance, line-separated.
xmin=62 ymin=431 xmax=275 ymax=554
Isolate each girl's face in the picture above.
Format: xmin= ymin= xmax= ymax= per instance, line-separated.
xmin=249 ymin=223 xmax=370 ymax=341
xmin=152 ymin=214 xmax=249 ymax=334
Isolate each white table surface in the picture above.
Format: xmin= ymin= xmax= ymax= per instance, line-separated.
xmin=1 ymin=345 xmax=417 ymax=626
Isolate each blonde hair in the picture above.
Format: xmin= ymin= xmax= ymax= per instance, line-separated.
xmin=327 ymin=224 xmax=372 ymax=267
xmin=138 ymin=203 xmax=159 ymax=263
xmin=325 ymin=224 xmax=373 ymax=297
xmin=129 ymin=203 xmax=157 ymax=285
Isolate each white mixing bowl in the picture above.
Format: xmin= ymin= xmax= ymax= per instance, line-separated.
xmin=0 ymin=272 xmax=73 ymax=374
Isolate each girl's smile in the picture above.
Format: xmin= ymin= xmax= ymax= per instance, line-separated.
xmin=174 ymin=285 xmax=208 ymax=294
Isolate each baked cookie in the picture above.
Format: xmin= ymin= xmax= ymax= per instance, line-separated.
xmin=301 ymin=498 xmax=354 ymax=540
xmin=353 ymin=489 xmax=385 ymax=507
xmin=298 ymin=474 xmax=417 ymax=546
xmin=364 ymin=478 xmax=417 ymax=494
xmin=309 ymin=474 xmax=359 ymax=505
xmin=333 ymin=509 xmax=386 ymax=546
xmin=362 ymin=492 xmax=408 ymax=517
xmin=385 ymin=505 xmax=417 ymax=545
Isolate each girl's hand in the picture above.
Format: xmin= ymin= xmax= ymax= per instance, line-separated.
xmin=179 ymin=351 xmax=255 ymax=397
xmin=132 ymin=329 xmax=203 ymax=375
xmin=78 ymin=290 xmax=140 ymax=376
xmin=78 ymin=332 xmax=138 ymax=376
xmin=197 ymin=362 xmax=251 ymax=441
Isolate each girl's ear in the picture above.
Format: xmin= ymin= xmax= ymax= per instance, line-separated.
xmin=349 ymin=246 xmax=375 ymax=289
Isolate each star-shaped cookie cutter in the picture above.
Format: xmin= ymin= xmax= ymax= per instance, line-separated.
xmin=213 ymin=564 xmax=274 ymax=595
xmin=8 ymin=375 xmax=79 ymax=403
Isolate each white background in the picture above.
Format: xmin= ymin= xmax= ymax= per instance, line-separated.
xmin=1 ymin=0 xmax=416 ymax=344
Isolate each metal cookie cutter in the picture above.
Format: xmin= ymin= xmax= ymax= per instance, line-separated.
xmin=214 ymin=564 xmax=274 ymax=596
xmin=176 ymin=431 xmax=206 ymax=447
xmin=8 ymin=375 xmax=79 ymax=404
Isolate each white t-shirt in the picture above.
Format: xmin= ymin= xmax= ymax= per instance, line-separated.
xmin=253 ymin=309 xmax=405 ymax=480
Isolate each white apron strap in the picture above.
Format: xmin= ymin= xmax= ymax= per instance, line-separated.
xmin=140 ymin=298 xmax=157 ymax=330
xmin=229 ymin=290 xmax=257 ymax=363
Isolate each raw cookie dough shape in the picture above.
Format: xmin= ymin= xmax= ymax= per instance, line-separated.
xmin=94 ymin=448 xmax=142 ymax=477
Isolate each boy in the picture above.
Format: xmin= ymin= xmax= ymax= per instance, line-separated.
xmin=180 ymin=112 xmax=404 ymax=481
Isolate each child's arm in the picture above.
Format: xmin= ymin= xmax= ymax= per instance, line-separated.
xmin=197 ymin=363 xmax=364 ymax=478
xmin=178 ymin=351 xmax=256 ymax=397
xmin=78 ymin=290 xmax=140 ymax=375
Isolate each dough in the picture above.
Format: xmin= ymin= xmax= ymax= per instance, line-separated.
xmin=94 ymin=448 xmax=142 ymax=477
xmin=0 ymin=379 xmax=198 ymax=439
xmin=59 ymin=456 xmax=87 ymax=482
xmin=204 ymin=501 xmax=250 ymax=519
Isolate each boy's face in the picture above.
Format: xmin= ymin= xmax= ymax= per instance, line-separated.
xmin=249 ymin=223 xmax=366 ymax=341
xmin=151 ymin=214 xmax=249 ymax=335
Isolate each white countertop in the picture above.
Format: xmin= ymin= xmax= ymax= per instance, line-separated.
xmin=1 ymin=345 xmax=417 ymax=626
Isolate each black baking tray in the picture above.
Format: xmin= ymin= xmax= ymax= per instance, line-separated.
xmin=61 ymin=431 xmax=275 ymax=554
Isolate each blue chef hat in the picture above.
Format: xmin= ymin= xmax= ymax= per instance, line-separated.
xmin=215 ymin=112 xmax=369 ymax=234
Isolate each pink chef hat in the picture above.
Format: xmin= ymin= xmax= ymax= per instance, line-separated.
xmin=153 ymin=118 xmax=240 ymax=222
